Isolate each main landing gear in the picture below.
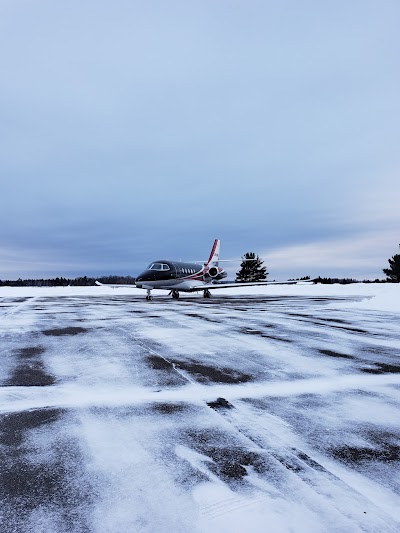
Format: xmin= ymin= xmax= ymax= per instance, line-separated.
xmin=203 ymin=289 xmax=212 ymax=298
xmin=145 ymin=289 xmax=153 ymax=301
xmin=171 ymin=290 xmax=180 ymax=299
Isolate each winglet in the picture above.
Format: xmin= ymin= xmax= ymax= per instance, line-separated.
xmin=206 ymin=239 xmax=220 ymax=266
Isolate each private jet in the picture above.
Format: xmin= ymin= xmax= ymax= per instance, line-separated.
xmin=96 ymin=239 xmax=304 ymax=300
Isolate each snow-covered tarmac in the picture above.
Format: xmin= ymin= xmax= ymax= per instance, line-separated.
xmin=1 ymin=284 xmax=399 ymax=532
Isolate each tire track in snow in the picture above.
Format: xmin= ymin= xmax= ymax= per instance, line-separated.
xmin=116 ymin=325 xmax=198 ymax=386
xmin=208 ymin=400 xmax=400 ymax=531
xmin=199 ymin=494 xmax=269 ymax=520
xmin=0 ymin=296 xmax=40 ymax=318
xmin=1 ymin=373 xmax=399 ymax=414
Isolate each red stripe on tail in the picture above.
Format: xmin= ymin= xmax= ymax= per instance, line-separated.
xmin=206 ymin=239 xmax=219 ymax=264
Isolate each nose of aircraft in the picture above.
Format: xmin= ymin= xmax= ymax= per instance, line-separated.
xmin=136 ymin=272 xmax=150 ymax=282
xmin=135 ymin=271 xmax=151 ymax=287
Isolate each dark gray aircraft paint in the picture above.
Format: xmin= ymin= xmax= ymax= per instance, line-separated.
xmin=136 ymin=261 xmax=204 ymax=285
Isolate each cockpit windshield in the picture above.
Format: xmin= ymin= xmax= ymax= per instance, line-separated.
xmin=147 ymin=263 xmax=170 ymax=271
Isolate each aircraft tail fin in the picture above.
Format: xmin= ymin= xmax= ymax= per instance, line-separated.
xmin=206 ymin=239 xmax=220 ymax=266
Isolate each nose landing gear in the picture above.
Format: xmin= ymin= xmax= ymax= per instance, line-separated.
xmin=145 ymin=289 xmax=153 ymax=301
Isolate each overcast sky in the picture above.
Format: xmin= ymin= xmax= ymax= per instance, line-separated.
xmin=1 ymin=1 xmax=399 ymax=280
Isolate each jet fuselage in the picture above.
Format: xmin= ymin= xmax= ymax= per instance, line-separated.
xmin=135 ymin=259 xmax=226 ymax=291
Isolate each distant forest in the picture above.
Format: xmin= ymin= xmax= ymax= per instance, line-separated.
xmin=312 ymin=276 xmax=387 ymax=284
xmin=0 ymin=275 xmax=136 ymax=287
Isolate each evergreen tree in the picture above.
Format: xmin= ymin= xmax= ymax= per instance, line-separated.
xmin=383 ymin=253 xmax=400 ymax=282
xmin=235 ymin=252 xmax=268 ymax=282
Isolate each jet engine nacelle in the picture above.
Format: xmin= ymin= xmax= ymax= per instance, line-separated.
xmin=204 ymin=266 xmax=227 ymax=280
xmin=208 ymin=266 xmax=219 ymax=278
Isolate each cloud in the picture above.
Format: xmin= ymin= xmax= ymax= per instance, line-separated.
xmin=1 ymin=2 xmax=399 ymax=280
xmin=0 ymin=246 xmax=83 ymax=279
xmin=264 ymin=229 xmax=399 ymax=280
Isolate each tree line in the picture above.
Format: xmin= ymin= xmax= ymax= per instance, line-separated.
xmin=0 ymin=275 xmax=136 ymax=287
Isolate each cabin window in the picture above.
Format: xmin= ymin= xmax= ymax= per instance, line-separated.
xmin=147 ymin=263 xmax=170 ymax=271
xmin=148 ymin=263 xmax=163 ymax=271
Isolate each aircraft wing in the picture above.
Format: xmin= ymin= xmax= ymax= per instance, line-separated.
xmin=95 ymin=281 xmax=137 ymax=288
xmin=190 ymin=280 xmax=312 ymax=291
